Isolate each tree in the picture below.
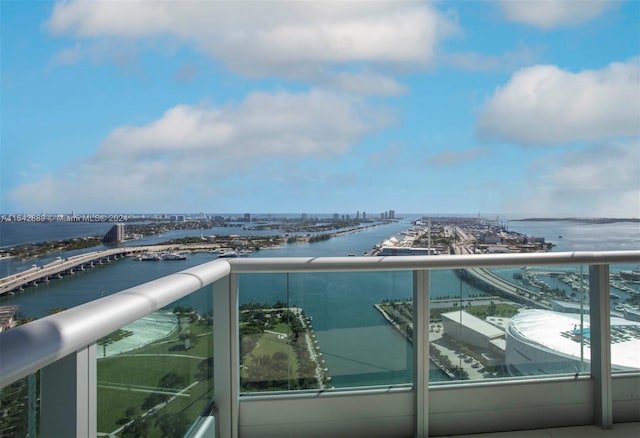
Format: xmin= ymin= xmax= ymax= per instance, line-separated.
xmin=405 ymin=325 xmax=413 ymax=339
xmin=121 ymin=417 xmax=149 ymax=438
xmin=159 ymin=372 xmax=185 ymax=390
xmin=116 ymin=406 xmax=139 ymax=426
xmin=47 ymin=307 xmax=67 ymax=314
xmin=156 ymin=412 xmax=189 ymax=437
xmin=141 ymin=392 xmax=167 ymax=410
xmin=197 ymin=356 xmax=213 ymax=380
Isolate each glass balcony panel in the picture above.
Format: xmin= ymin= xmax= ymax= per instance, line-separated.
xmin=610 ymin=263 xmax=640 ymax=374
xmin=238 ymin=271 xmax=413 ymax=393
xmin=430 ymin=265 xmax=593 ymax=383
xmin=0 ymin=372 xmax=38 ymax=436
xmin=96 ymin=285 xmax=213 ymax=437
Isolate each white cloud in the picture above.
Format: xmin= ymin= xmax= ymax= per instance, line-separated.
xmin=98 ymin=89 xmax=382 ymax=158
xmin=505 ymin=141 xmax=640 ymax=217
xmin=441 ymin=47 xmax=538 ymax=73
xmin=477 ymin=58 xmax=640 ymax=146
xmin=48 ymin=42 xmax=84 ymax=66
xmin=9 ymin=89 xmax=390 ymax=212
xmin=46 ymin=39 xmax=139 ymax=75
xmin=46 ymin=1 xmax=455 ymax=90
xmin=498 ymin=0 xmax=614 ymax=29
xmin=327 ymin=72 xmax=407 ymax=96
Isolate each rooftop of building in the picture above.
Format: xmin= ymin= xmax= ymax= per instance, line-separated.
xmin=441 ymin=309 xmax=505 ymax=339
xmin=509 ymin=309 xmax=640 ymax=369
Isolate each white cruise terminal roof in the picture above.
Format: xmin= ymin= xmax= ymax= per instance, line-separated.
xmin=509 ymin=309 xmax=640 ymax=370
xmin=442 ymin=310 xmax=504 ymax=339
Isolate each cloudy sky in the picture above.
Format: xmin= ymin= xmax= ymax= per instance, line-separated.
xmin=1 ymin=0 xmax=639 ymax=217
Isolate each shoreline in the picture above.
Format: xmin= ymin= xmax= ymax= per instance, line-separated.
xmin=0 ymin=220 xmax=385 ymax=263
xmin=373 ymin=303 xmax=499 ymax=381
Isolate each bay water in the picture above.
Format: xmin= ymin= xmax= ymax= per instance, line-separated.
xmin=1 ymin=216 xmax=638 ymax=387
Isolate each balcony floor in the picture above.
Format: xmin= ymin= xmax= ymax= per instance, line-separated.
xmin=444 ymin=422 xmax=640 ymax=437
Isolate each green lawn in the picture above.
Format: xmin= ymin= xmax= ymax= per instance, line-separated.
xmin=96 ymin=321 xmax=214 ymax=436
xmin=242 ymin=331 xmax=299 ymax=375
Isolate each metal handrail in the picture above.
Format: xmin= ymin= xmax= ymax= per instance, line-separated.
xmin=227 ymin=251 xmax=640 ymax=272
xmin=0 ymin=259 xmax=231 ymax=387
xmin=1 ymin=250 xmax=638 ymax=389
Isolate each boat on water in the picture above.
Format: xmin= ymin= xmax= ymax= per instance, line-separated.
xmin=238 ymin=249 xmax=252 ymax=257
xmin=161 ymin=252 xmax=187 ymax=261
xmin=137 ymin=252 xmax=186 ymax=261
xmin=218 ymin=250 xmax=238 ymax=258
xmin=623 ymin=307 xmax=640 ymax=322
xmin=137 ymin=253 xmax=162 ymax=261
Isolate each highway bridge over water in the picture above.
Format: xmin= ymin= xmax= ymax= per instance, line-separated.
xmin=0 ymin=246 xmax=175 ymax=297
xmin=452 ymin=227 xmax=552 ymax=310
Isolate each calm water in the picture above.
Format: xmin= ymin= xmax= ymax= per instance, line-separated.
xmin=1 ymin=217 xmax=638 ymax=387
xmin=506 ymin=219 xmax=640 ymax=252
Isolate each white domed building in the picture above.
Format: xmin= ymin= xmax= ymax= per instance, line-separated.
xmin=505 ymin=309 xmax=640 ymax=376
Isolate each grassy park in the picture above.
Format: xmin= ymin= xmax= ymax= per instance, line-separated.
xmin=95 ymin=302 xmax=326 ymax=436
xmin=239 ymin=304 xmax=326 ymax=392
xmin=96 ymin=310 xmax=213 ymax=437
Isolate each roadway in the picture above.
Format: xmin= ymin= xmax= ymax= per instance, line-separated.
xmin=453 ymin=227 xmax=551 ymax=309
xmin=0 ymin=246 xmax=177 ymax=296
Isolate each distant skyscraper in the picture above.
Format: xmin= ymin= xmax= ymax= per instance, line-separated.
xmin=363 ymin=211 xmax=366 ymax=219
xmin=102 ymin=223 xmax=124 ymax=243
xmin=356 ymin=211 xmax=360 ymax=219
xmin=389 ymin=210 xmax=395 ymax=219
xmin=244 ymin=213 xmax=251 ymax=222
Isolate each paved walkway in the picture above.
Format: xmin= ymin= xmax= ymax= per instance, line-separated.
xmin=430 ymin=323 xmax=489 ymax=380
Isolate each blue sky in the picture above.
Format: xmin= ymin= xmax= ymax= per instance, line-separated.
xmin=1 ymin=0 xmax=639 ymax=217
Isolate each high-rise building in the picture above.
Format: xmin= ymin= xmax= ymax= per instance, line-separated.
xmin=102 ymin=223 xmax=124 ymax=243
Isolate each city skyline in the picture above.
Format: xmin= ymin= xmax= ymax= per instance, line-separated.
xmin=1 ymin=1 xmax=639 ymax=217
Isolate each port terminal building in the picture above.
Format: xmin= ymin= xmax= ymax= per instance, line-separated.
xmin=440 ymin=310 xmax=506 ymax=365
xmin=439 ymin=308 xmax=640 ymax=376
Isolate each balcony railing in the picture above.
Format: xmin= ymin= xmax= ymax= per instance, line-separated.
xmin=1 ymin=251 xmax=639 ymax=437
